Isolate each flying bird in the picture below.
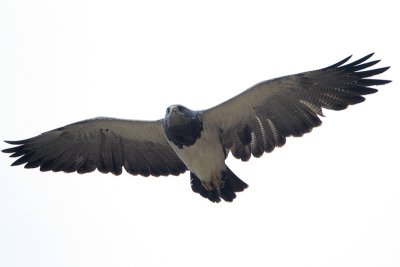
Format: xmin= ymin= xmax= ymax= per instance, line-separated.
xmin=3 ymin=53 xmax=391 ymax=203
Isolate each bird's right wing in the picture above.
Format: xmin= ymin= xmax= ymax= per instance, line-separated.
xmin=3 ymin=118 xmax=187 ymax=176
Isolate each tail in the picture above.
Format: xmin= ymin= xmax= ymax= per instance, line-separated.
xmin=190 ymin=167 xmax=248 ymax=203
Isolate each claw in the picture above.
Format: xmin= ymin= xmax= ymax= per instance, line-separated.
xmin=201 ymin=181 xmax=214 ymax=191
xmin=201 ymin=172 xmax=222 ymax=191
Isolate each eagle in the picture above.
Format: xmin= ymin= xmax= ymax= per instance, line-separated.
xmin=3 ymin=53 xmax=391 ymax=203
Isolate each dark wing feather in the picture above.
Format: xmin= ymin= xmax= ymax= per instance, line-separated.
xmin=3 ymin=118 xmax=187 ymax=176
xmin=202 ymin=53 xmax=391 ymax=161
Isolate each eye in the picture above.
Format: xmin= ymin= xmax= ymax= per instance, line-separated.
xmin=166 ymin=107 xmax=171 ymax=113
xmin=177 ymin=106 xmax=183 ymax=111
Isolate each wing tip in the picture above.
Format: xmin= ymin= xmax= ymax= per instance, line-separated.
xmin=323 ymin=55 xmax=353 ymax=69
xmin=2 ymin=148 xmax=15 ymax=154
xmin=4 ymin=140 xmax=21 ymax=145
xmin=2 ymin=141 xmax=25 ymax=154
xmin=324 ymin=52 xmax=383 ymax=71
xmin=365 ymin=52 xmax=375 ymax=58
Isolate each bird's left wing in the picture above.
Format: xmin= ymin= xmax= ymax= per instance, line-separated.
xmin=201 ymin=54 xmax=391 ymax=161
xmin=3 ymin=118 xmax=187 ymax=176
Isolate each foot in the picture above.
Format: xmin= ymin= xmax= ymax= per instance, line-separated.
xmin=201 ymin=173 xmax=221 ymax=191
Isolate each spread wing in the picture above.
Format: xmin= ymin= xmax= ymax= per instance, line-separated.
xmin=202 ymin=53 xmax=391 ymax=161
xmin=3 ymin=118 xmax=187 ymax=176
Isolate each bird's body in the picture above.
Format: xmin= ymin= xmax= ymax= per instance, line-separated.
xmin=166 ymin=123 xmax=225 ymax=189
xmin=161 ymin=104 xmax=244 ymax=198
xmin=3 ymin=54 xmax=391 ymax=202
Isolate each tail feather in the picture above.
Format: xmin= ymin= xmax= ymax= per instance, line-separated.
xmin=223 ymin=168 xmax=248 ymax=192
xmin=190 ymin=167 xmax=248 ymax=203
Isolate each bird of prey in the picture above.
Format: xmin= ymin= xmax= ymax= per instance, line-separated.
xmin=3 ymin=53 xmax=391 ymax=203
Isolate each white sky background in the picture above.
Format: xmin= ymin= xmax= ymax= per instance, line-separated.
xmin=1 ymin=0 xmax=399 ymax=266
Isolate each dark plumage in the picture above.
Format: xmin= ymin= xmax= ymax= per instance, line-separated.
xmin=162 ymin=105 xmax=203 ymax=148
xmin=3 ymin=53 xmax=391 ymax=203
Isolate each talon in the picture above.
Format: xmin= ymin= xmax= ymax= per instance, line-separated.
xmin=211 ymin=177 xmax=221 ymax=191
xmin=201 ymin=172 xmax=223 ymax=191
xmin=201 ymin=181 xmax=214 ymax=191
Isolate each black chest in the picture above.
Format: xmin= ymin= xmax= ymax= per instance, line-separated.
xmin=163 ymin=115 xmax=203 ymax=149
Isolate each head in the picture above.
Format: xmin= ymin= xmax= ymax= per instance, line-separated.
xmin=163 ymin=105 xmax=203 ymax=148
xmin=164 ymin=105 xmax=193 ymax=120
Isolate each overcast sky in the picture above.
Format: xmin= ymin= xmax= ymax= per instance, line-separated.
xmin=1 ymin=1 xmax=399 ymax=267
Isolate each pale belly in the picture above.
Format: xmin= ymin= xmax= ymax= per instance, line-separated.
xmin=167 ymin=129 xmax=226 ymax=182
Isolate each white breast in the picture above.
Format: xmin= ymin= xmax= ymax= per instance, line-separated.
xmin=167 ymin=126 xmax=226 ymax=182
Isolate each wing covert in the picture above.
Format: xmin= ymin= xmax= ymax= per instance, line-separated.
xmin=3 ymin=118 xmax=187 ymax=176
